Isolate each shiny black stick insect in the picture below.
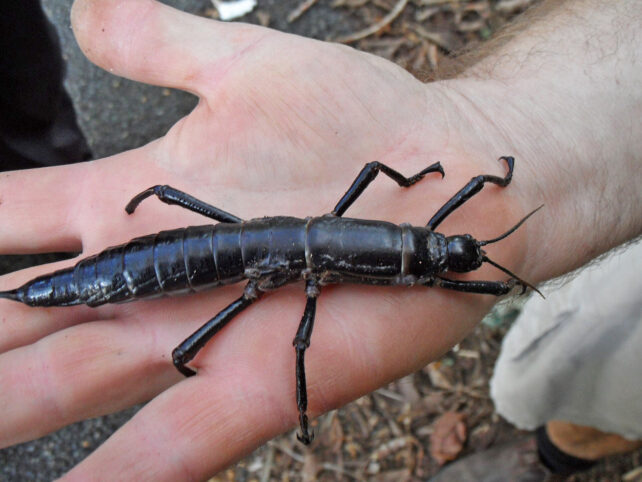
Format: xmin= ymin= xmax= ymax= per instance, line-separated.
xmin=0 ymin=156 xmax=542 ymax=444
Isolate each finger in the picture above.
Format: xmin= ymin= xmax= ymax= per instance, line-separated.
xmin=0 ymin=145 xmax=209 ymax=255
xmin=0 ymin=309 xmax=182 ymax=448
xmin=0 ymin=152 xmax=153 ymax=255
xmin=0 ymin=165 xmax=85 ymax=253
xmin=71 ymin=0 xmax=269 ymax=97
xmin=0 ymin=283 xmax=244 ymax=448
xmin=62 ymin=365 xmax=291 ymax=481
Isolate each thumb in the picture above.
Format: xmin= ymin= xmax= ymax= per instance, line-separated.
xmin=71 ymin=0 xmax=267 ymax=97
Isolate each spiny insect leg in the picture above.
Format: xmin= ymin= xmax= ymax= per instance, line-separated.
xmin=126 ymin=184 xmax=243 ymax=223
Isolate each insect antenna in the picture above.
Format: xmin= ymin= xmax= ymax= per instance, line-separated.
xmin=482 ymin=256 xmax=544 ymax=298
xmin=478 ymin=205 xmax=544 ymax=246
xmin=477 ymin=205 xmax=545 ymax=298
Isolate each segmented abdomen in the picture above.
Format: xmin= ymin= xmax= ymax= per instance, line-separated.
xmin=17 ymin=225 xmax=242 ymax=307
xmin=15 ymin=217 xmax=310 ymax=308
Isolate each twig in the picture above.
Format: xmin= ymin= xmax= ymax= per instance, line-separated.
xmin=349 ymin=404 xmax=371 ymax=438
xmin=332 ymin=0 xmax=409 ymax=43
xmin=454 ymin=384 xmax=489 ymax=400
xmin=376 ymin=387 xmax=406 ymax=402
xmin=358 ymin=37 xmax=407 ymax=60
xmin=409 ymin=23 xmax=463 ymax=52
xmin=287 ymin=0 xmax=319 ymax=23
xmin=320 ymin=462 xmax=360 ymax=479
xmin=416 ymin=0 xmax=461 ymax=5
xmin=259 ymin=444 xmax=275 ymax=482
xmin=269 ymin=439 xmax=359 ymax=479
xmin=495 ymin=0 xmax=536 ymax=14
xmin=270 ymin=440 xmax=305 ymax=463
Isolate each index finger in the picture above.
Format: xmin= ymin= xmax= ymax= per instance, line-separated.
xmin=0 ymin=164 xmax=84 ymax=254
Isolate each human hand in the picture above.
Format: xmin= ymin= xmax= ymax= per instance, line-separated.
xmin=1 ymin=0 xmax=639 ymax=479
xmin=0 ymin=1 xmax=527 ymax=478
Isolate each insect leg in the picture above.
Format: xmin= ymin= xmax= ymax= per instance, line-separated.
xmin=292 ymin=280 xmax=320 ymax=444
xmin=434 ymin=276 xmax=519 ymax=295
xmin=172 ymin=282 xmax=260 ymax=377
xmin=331 ymin=161 xmax=444 ymax=217
xmin=125 ymin=185 xmax=243 ymax=223
xmin=426 ymin=156 xmax=514 ymax=230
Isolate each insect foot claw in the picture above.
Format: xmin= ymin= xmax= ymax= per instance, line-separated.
xmin=297 ymin=412 xmax=315 ymax=445
xmin=172 ymin=348 xmax=197 ymax=377
xmin=510 ymin=277 xmax=545 ymax=299
xmin=179 ymin=365 xmax=197 ymax=377
xmin=297 ymin=430 xmax=315 ymax=445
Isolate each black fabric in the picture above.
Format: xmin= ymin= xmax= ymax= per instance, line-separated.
xmin=536 ymin=425 xmax=597 ymax=476
xmin=0 ymin=0 xmax=91 ymax=170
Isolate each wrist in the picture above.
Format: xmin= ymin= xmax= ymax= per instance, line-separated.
xmin=433 ymin=75 xmax=641 ymax=283
xmin=471 ymin=1 xmax=642 ymax=281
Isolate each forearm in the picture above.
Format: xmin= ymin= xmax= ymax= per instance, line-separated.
xmin=437 ymin=0 xmax=642 ymax=282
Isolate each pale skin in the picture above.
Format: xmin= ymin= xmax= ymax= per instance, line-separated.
xmin=0 ymin=0 xmax=640 ymax=479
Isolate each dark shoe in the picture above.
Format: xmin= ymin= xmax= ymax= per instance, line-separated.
xmin=429 ymin=436 xmax=557 ymax=482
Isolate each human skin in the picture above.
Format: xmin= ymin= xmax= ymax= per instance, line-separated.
xmin=0 ymin=0 xmax=640 ymax=479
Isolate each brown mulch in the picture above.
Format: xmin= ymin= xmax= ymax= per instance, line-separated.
xmin=204 ymin=1 xmax=642 ymax=480
xmin=323 ymin=0 xmax=530 ymax=77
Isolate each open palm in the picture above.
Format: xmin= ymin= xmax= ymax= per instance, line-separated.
xmin=0 ymin=0 xmax=527 ymax=479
